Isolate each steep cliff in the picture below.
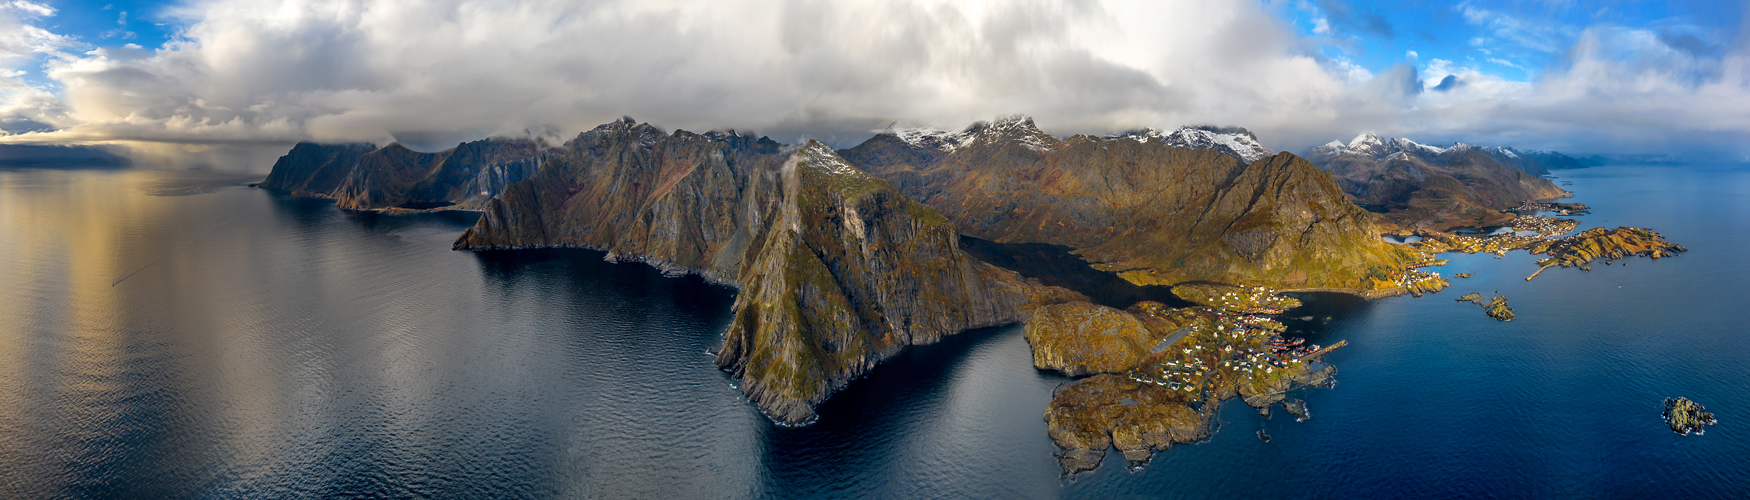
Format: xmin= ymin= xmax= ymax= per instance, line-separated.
xmin=330 ymin=144 xmax=452 ymax=210
xmin=840 ymin=115 xmax=1413 ymax=290
xmin=455 ymin=118 xmax=1079 ymax=423
xmin=259 ymin=138 xmax=540 ymax=210
xmin=259 ymin=142 xmax=376 ymax=196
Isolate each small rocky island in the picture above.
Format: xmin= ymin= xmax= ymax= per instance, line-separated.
xmin=1664 ymin=397 xmax=1717 ymax=435
xmin=1457 ymin=293 xmax=1515 ymax=321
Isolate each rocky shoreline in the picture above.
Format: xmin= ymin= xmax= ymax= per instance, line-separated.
xmin=1526 ymin=227 xmax=1687 ymax=280
xmin=1027 ymin=286 xmax=1344 ymax=475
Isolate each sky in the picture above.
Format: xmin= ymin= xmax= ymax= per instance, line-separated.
xmin=0 ymin=0 xmax=1746 ymax=161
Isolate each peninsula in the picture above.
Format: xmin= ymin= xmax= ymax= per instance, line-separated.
xmin=1032 ymin=287 xmax=1341 ymax=474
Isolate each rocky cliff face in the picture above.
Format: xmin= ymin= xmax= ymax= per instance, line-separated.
xmin=454 ymin=118 xmax=1079 ymax=423
xmin=840 ymin=115 xmax=1412 ymax=290
xmin=1304 ymin=134 xmax=1572 ymax=231
xmin=259 ymin=142 xmax=376 ymax=196
xmin=259 ymin=138 xmax=540 ymax=210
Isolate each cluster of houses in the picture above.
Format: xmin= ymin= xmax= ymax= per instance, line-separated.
xmin=1127 ymin=316 xmax=1302 ymax=397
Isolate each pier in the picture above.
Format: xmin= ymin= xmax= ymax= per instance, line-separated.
xmin=1295 ymin=340 xmax=1348 ymax=361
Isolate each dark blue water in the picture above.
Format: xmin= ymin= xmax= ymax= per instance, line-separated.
xmin=1 ymin=164 xmax=1746 ymax=498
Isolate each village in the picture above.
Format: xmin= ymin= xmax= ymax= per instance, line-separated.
xmin=1125 ymin=300 xmax=1328 ymax=403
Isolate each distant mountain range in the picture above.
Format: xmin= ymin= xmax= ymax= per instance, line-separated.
xmin=1577 ymin=153 xmax=1698 ymax=166
xmin=1304 ymin=134 xmax=1575 ymax=231
xmin=0 ymin=143 xmax=130 ymax=168
xmin=259 ymin=138 xmax=541 ymax=210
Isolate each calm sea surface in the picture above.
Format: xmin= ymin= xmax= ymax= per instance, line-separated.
xmin=1 ymin=164 xmax=1746 ymax=498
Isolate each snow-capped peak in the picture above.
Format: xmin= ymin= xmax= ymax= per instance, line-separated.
xmin=1484 ymin=146 xmax=1519 ymax=158
xmin=798 ymin=141 xmax=866 ymax=177
xmin=1108 ymin=128 xmax=1166 ymax=143
xmin=1348 ymin=133 xmax=1384 ymax=150
xmin=885 ymin=114 xmax=1055 ymax=153
xmin=1390 ymin=137 xmax=1446 ymax=155
xmin=890 ymin=126 xmax=977 ymax=153
xmin=1307 ymin=140 xmax=1349 ymax=158
xmin=1108 ymin=125 xmax=1272 ymax=163
xmin=1342 ymin=133 xmax=1390 ymax=158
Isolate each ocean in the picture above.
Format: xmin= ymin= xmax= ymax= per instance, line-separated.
xmin=1 ymin=163 xmax=1745 ymax=498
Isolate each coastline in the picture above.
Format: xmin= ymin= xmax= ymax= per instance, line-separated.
xmin=1277 ymin=286 xmax=1410 ymax=300
xmin=249 ymin=183 xmax=489 ymax=214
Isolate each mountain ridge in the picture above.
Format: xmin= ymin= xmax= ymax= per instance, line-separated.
xmin=258 ymin=137 xmax=541 ymax=210
xmin=841 ymin=116 xmax=1414 ymax=291
xmin=452 ymin=118 xmax=1082 ymax=423
xmin=1303 ymin=134 xmax=1573 ymax=231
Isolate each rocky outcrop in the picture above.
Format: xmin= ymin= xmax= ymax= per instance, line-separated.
xmin=841 ymin=115 xmax=1413 ymax=291
xmin=1459 ymin=293 xmax=1516 ymax=321
xmin=1023 ymin=302 xmax=1157 ymax=376
xmin=259 ymin=138 xmax=540 ymax=210
xmin=1044 ymin=374 xmax=1210 ymax=474
xmin=1305 ymin=135 xmax=1572 ymax=231
xmin=1664 ymin=397 xmax=1717 ymax=435
xmin=454 ymin=118 xmax=1080 ymax=424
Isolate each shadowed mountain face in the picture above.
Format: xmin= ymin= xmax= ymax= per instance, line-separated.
xmin=453 ymin=118 xmax=1078 ymax=424
xmin=1304 ymin=134 xmax=1573 ymax=231
xmin=839 ymin=116 xmax=1413 ymax=290
xmin=259 ymin=138 xmax=540 ymax=210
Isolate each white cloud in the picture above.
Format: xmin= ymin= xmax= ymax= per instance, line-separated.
xmin=0 ymin=0 xmax=1374 ymax=150
xmin=1406 ymin=50 xmax=1418 ymax=59
xmin=4 ymin=1 xmax=54 ymax=17
xmin=0 ymin=0 xmax=1742 ymax=159
xmin=1455 ymin=2 xmax=1574 ymax=54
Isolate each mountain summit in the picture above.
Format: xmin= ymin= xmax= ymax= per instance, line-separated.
xmin=1107 ymin=125 xmax=1273 ymax=163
